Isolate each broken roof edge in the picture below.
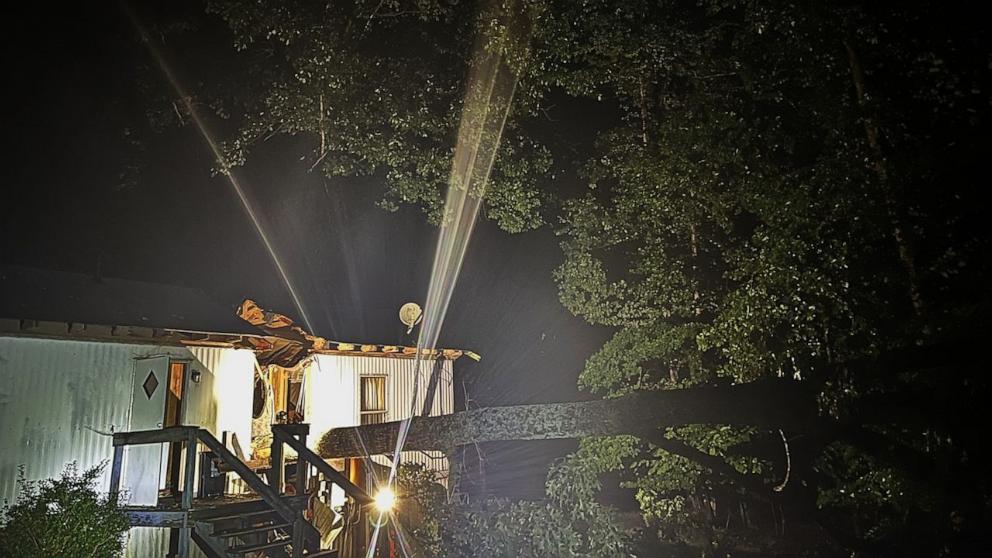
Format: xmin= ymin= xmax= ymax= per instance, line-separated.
xmin=0 ymin=318 xmax=479 ymax=363
xmin=0 ymin=319 xmax=285 ymax=357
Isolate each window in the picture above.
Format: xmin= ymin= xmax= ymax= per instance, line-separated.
xmin=360 ymin=376 xmax=387 ymax=425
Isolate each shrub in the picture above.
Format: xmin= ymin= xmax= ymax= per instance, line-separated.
xmin=0 ymin=462 xmax=129 ymax=558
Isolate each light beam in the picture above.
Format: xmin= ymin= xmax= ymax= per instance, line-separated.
xmin=122 ymin=2 xmax=316 ymax=332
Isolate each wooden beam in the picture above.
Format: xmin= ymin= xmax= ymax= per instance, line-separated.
xmin=292 ymin=519 xmax=305 ymax=558
xmin=270 ymin=433 xmax=284 ymax=492
xmin=126 ymin=510 xmax=188 ymax=528
xmin=113 ymin=426 xmax=198 ymax=447
xmin=272 ymin=423 xmax=311 ymax=438
xmin=189 ymin=495 xmax=309 ymax=521
xmin=182 ymin=430 xmax=198 ymax=511
xmin=109 ymin=445 xmax=124 ymax=499
xmin=180 ymin=433 xmax=196 ymax=558
xmin=178 ymin=526 xmax=191 ymax=558
xmin=191 ymin=524 xmax=229 ymax=558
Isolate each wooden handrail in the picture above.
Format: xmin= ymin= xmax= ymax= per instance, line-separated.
xmin=194 ymin=429 xmax=298 ymax=521
xmin=113 ymin=425 xmax=199 ymax=446
xmin=277 ymin=431 xmax=373 ymax=505
xmin=110 ymin=426 xmax=321 ymax=557
xmin=110 ymin=426 xmax=199 ymax=499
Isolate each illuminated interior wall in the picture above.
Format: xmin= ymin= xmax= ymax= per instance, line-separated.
xmin=185 ymin=347 xmax=256 ymax=457
xmin=305 ymin=354 xmax=360 ymax=447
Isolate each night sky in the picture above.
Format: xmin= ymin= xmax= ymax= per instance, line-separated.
xmin=1 ymin=3 xmax=612 ymax=499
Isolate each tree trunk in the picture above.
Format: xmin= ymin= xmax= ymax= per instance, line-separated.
xmin=843 ymin=39 xmax=924 ymax=315
xmin=317 ymin=381 xmax=815 ymax=458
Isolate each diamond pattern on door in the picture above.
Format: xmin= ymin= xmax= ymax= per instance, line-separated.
xmin=142 ymin=371 xmax=159 ymax=399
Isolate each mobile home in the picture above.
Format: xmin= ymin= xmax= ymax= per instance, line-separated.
xmin=0 ymin=269 xmax=469 ymax=557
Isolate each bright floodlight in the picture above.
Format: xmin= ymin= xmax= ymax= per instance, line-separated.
xmin=374 ymin=486 xmax=396 ymax=513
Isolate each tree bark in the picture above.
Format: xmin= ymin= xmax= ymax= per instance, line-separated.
xmin=317 ymin=380 xmax=815 ymax=458
xmin=843 ymin=39 xmax=924 ymax=315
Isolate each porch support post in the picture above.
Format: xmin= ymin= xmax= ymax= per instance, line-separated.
xmin=294 ymin=426 xmax=309 ymax=497
xmin=178 ymin=429 xmax=198 ymax=558
xmin=274 ymin=424 xmax=311 ymax=557
xmin=292 ymin=518 xmax=305 ymax=558
xmin=109 ymin=445 xmax=124 ymax=500
xmin=270 ymin=429 xmax=284 ymax=492
xmin=293 ymin=434 xmax=307 ymax=558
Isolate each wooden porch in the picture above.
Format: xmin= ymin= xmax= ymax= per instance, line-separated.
xmin=109 ymin=424 xmax=373 ymax=558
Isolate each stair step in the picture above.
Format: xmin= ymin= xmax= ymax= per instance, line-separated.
xmin=305 ymin=550 xmax=339 ymax=557
xmin=228 ymin=537 xmax=291 ymax=554
xmin=201 ymin=507 xmax=278 ymax=523
xmin=190 ymin=494 xmax=309 ymax=522
xmin=213 ymin=522 xmax=291 ymax=538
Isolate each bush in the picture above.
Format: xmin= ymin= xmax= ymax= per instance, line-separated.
xmin=0 ymin=462 xmax=129 ymax=558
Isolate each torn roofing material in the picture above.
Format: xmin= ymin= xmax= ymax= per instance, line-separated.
xmin=0 ymin=272 xmax=478 ymax=367
xmin=0 ymin=317 xmax=475 ymax=368
xmin=236 ymin=299 xmax=479 ymax=365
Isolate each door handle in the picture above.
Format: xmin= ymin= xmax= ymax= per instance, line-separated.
xmin=157 ymin=422 xmax=163 ymax=428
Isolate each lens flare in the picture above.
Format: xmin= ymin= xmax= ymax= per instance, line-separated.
xmin=373 ymin=486 xmax=396 ymax=513
xmin=122 ymin=2 xmax=315 ymax=332
xmin=371 ymin=2 xmax=530 ymax=555
xmin=386 ymin=3 xmax=523 ymax=487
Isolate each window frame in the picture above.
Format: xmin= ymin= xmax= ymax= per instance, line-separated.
xmin=359 ymin=375 xmax=388 ymax=424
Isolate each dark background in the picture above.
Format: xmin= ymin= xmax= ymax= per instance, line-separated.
xmin=0 ymin=3 xmax=613 ymax=499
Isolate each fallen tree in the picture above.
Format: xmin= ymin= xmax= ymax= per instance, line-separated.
xmin=317 ymin=380 xmax=816 ymax=458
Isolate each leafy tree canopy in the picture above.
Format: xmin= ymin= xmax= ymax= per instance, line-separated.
xmin=134 ymin=0 xmax=991 ymax=555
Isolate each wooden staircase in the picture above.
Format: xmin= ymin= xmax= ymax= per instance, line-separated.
xmin=194 ymin=505 xmax=303 ymax=557
xmin=110 ymin=424 xmax=370 ymax=558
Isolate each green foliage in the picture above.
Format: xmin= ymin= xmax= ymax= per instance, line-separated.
xmin=135 ymin=0 xmax=990 ymax=554
xmin=445 ymin=497 xmax=631 ymax=558
xmin=193 ymin=0 xmax=553 ymax=232
xmin=0 ymin=463 xmax=129 ymax=558
xmin=394 ymin=463 xmax=448 ymax=557
xmin=545 ymin=2 xmax=989 ymax=552
xmin=396 ymin=462 xmax=631 ymax=557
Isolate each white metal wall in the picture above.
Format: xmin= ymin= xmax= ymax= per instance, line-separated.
xmin=306 ymin=355 xmax=360 ymax=441
xmin=0 ymin=335 xmax=254 ymax=558
xmin=185 ymin=346 xmax=255 ymax=460
xmin=305 ymin=354 xmax=454 ymax=480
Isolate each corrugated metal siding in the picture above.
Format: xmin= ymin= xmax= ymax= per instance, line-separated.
xmin=306 ymin=355 xmax=454 ymax=480
xmin=0 ymin=336 xmax=252 ymax=557
xmin=379 ymin=357 xmax=452 ymax=479
xmin=380 ymin=357 xmax=454 ymax=421
xmin=1 ymin=337 xmax=145 ymax=498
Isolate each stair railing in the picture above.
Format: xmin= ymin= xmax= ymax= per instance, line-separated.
xmin=110 ymin=425 xmax=319 ymax=558
xmin=110 ymin=426 xmax=200 ymax=557
xmin=270 ymin=424 xmax=373 ymax=557
xmin=271 ymin=424 xmax=373 ymax=504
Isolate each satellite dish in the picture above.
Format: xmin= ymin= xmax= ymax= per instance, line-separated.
xmin=399 ymin=302 xmax=423 ymax=334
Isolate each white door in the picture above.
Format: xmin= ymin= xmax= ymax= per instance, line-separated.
xmin=125 ymin=356 xmax=169 ymax=505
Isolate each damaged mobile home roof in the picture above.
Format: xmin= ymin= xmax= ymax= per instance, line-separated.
xmin=0 ymin=266 xmax=476 ymax=366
